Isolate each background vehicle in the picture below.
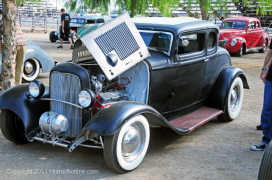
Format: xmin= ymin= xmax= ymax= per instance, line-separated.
xmin=258 ymin=142 xmax=272 ymax=180
xmin=0 ymin=39 xmax=56 ymax=82
xmin=0 ymin=13 xmax=249 ymax=173
xmin=49 ymin=16 xmax=104 ymax=43
xmin=219 ymin=17 xmax=270 ymax=56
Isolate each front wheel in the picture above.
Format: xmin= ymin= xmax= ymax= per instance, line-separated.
xmin=0 ymin=110 xmax=28 ymax=144
xmin=235 ymin=45 xmax=244 ymax=57
xmin=103 ymin=115 xmax=150 ymax=173
xmin=218 ymin=76 xmax=244 ymax=122
xmin=258 ymin=142 xmax=272 ymax=180
xmin=22 ymin=59 xmax=40 ymax=82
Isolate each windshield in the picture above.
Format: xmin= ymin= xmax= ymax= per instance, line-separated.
xmin=70 ymin=18 xmax=85 ymax=24
xmin=220 ymin=21 xmax=246 ymax=29
xmin=139 ymin=30 xmax=172 ymax=56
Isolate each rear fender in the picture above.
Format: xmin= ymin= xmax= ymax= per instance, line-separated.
xmin=206 ymin=66 xmax=249 ymax=110
xmin=0 ymin=84 xmax=50 ymax=139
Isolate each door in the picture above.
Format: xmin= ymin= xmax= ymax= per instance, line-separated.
xmin=166 ymin=31 xmax=206 ymax=112
xmin=245 ymin=21 xmax=258 ymax=48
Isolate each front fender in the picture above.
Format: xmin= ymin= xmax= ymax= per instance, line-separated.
xmin=67 ymin=101 xmax=194 ymax=152
xmin=73 ymin=101 xmax=190 ymax=140
xmin=0 ymin=84 xmax=50 ymax=139
xmin=206 ymin=66 xmax=249 ymax=110
xmin=226 ymin=37 xmax=246 ymax=53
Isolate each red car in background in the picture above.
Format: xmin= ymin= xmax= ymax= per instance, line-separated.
xmin=219 ymin=17 xmax=270 ymax=56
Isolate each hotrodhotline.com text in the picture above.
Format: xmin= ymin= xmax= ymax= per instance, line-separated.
xmin=6 ymin=169 xmax=99 ymax=175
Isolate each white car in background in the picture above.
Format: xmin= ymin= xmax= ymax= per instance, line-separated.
xmin=0 ymin=39 xmax=57 ymax=82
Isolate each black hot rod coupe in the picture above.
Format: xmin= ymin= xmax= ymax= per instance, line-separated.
xmin=0 ymin=13 xmax=249 ymax=173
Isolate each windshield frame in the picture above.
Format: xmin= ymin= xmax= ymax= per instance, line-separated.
xmin=139 ymin=30 xmax=173 ymax=56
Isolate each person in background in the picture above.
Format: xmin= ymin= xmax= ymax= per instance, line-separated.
xmin=0 ymin=9 xmax=2 ymax=53
xmin=0 ymin=10 xmax=26 ymax=85
xmin=250 ymin=43 xmax=272 ymax=151
xmin=57 ymin=8 xmax=73 ymax=49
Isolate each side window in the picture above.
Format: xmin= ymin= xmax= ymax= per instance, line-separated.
xmin=178 ymin=32 xmax=205 ymax=55
xmin=86 ymin=19 xmax=95 ymax=24
xmin=248 ymin=22 xmax=255 ymax=29
xmin=97 ymin=19 xmax=105 ymax=23
xmin=256 ymin=21 xmax=260 ymax=29
xmin=207 ymin=32 xmax=216 ymax=50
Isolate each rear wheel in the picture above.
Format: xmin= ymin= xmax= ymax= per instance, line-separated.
xmin=49 ymin=31 xmax=58 ymax=42
xmin=258 ymin=142 xmax=272 ymax=180
xmin=218 ymin=76 xmax=244 ymax=122
xmin=103 ymin=115 xmax=150 ymax=173
xmin=259 ymin=40 xmax=268 ymax=53
xmin=22 ymin=59 xmax=40 ymax=82
xmin=0 ymin=110 xmax=28 ymax=144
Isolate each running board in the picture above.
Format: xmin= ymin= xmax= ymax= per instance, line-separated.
xmin=169 ymin=107 xmax=223 ymax=132
xmin=246 ymin=47 xmax=262 ymax=52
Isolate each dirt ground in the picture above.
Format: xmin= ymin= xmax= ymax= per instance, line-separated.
xmin=0 ymin=28 xmax=268 ymax=180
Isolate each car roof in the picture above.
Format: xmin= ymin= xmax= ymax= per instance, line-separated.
xmin=133 ymin=17 xmax=218 ymax=35
xmin=223 ymin=16 xmax=259 ymax=22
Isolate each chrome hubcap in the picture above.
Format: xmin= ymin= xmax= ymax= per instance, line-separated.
xmin=122 ymin=126 xmax=140 ymax=156
xmin=122 ymin=122 xmax=145 ymax=161
xmin=230 ymin=86 xmax=240 ymax=111
xmin=24 ymin=61 xmax=34 ymax=74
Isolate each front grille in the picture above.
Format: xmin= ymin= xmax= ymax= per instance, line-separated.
xmin=50 ymin=71 xmax=82 ymax=137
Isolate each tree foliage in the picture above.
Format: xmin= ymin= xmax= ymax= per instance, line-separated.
xmin=15 ymin=0 xmax=41 ymax=6
xmin=65 ymin=0 xmax=272 ymax=19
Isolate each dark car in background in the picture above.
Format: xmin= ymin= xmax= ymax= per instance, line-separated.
xmin=49 ymin=16 xmax=105 ymax=43
xmin=0 ymin=13 xmax=248 ymax=173
xmin=219 ymin=17 xmax=270 ymax=56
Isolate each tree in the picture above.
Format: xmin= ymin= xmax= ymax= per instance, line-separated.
xmin=0 ymin=0 xmax=41 ymax=94
xmin=0 ymin=0 xmax=17 ymax=93
xmin=65 ymin=0 xmax=272 ymax=20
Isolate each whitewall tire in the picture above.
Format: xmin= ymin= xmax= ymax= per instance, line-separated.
xmin=218 ymin=76 xmax=244 ymax=122
xmin=104 ymin=115 xmax=150 ymax=173
xmin=22 ymin=59 xmax=40 ymax=82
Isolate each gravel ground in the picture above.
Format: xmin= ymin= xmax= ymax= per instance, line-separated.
xmin=0 ymin=28 xmax=267 ymax=180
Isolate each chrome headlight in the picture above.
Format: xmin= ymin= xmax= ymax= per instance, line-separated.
xmin=78 ymin=89 xmax=96 ymax=108
xmin=230 ymin=39 xmax=237 ymax=46
xmin=28 ymin=80 xmax=45 ymax=98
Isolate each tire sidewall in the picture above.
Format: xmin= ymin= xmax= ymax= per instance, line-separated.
xmin=226 ymin=77 xmax=243 ymax=120
xmin=116 ymin=115 xmax=150 ymax=171
xmin=258 ymin=141 xmax=272 ymax=179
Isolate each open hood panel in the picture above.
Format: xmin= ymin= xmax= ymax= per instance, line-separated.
xmin=80 ymin=12 xmax=149 ymax=80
